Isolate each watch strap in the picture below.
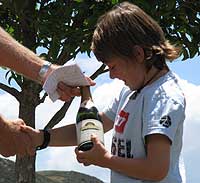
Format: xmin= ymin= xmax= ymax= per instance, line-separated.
xmin=36 ymin=129 xmax=51 ymax=150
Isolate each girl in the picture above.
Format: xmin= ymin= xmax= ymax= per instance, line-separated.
xmin=22 ymin=2 xmax=186 ymax=182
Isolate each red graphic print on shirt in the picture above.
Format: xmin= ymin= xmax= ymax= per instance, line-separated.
xmin=115 ymin=110 xmax=129 ymax=133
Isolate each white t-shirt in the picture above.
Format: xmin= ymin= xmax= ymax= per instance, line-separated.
xmin=104 ymin=71 xmax=186 ymax=183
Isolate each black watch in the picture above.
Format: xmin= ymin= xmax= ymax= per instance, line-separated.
xmin=36 ymin=129 xmax=51 ymax=150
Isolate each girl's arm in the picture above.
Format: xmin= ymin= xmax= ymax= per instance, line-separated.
xmin=21 ymin=112 xmax=114 ymax=149
xmin=105 ymin=134 xmax=170 ymax=181
xmin=21 ymin=124 xmax=77 ymax=148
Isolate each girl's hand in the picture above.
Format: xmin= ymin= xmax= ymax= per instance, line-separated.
xmin=75 ymin=135 xmax=112 ymax=168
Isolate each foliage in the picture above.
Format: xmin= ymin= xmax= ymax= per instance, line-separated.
xmin=131 ymin=0 xmax=200 ymax=60
xmin=1 ymin=0 xmax=199 ymax=63
xmin=0 ymin=1 xmax=199 ymax=69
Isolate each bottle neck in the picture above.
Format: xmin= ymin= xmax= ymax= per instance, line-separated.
xmin=80 ymin=86 xmax=93 ymax=103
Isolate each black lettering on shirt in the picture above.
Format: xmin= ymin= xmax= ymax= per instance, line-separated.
xmin=126 ymin=140 xmax=133 ymax=158
xmin=118 ymin=139 xmax=125 ymax=157
xmin=111 ymin=136 xmax=133 ymax=158
xmin=111 ymin=136 xmax=117 ymax=155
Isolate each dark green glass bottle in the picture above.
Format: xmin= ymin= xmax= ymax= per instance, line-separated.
xmin=76 ymin=86 xmax=104 ymax=151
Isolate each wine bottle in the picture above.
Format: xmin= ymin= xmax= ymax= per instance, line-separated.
xmin=76 ymin=86 xmax=104 ymax=151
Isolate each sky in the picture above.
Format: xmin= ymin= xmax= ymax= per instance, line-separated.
xmin=0 ymin=53 xmax=200 ymax=183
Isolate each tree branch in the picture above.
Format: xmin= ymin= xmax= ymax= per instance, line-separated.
xmin=90 ymin=63 xmax=108 ymax=80
xmin=39 ymin=92 xmax=48 ymax=104
xmin=57 ymin=42 xmax=74 ymax=65
xmin=0 ymin=82 xmax=21 ymax=101
xmin=44 ymin=98 xmax=73 ymax=129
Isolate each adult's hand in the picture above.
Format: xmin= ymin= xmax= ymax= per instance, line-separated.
xmin=44 ymin=64 xmax=96 ymax=102
xmin=0 ymin=116 xmax=35 ymax=157
xmin=56 ymin=76 xmax=96 ymax=101
xmin=20 ymin=125 xmax=42 ymax=150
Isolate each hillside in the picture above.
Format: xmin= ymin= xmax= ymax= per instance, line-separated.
xmin=38 ymin=171 xmax=103 ymax=183
xmin=0 ymin=158 xmax=103 ymax=183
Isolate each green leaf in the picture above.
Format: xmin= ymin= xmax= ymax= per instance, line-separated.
xmin=74 ymin=0 xmax=84 ymax=2
xmin=112 ymin=0 xmax=119 ymax=4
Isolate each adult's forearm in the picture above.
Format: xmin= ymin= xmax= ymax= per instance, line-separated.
xmin=0 ymin=115 xmax=6 ymax=134
xmin=0 ymin=27 xmax=44 ymax=83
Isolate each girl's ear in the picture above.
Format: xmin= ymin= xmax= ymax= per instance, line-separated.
xmin=133 ymin=45 xmax=145 ymax=64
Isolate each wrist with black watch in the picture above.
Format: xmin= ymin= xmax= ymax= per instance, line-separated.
xmin=36 ymin=129 xmax=51 ymax=150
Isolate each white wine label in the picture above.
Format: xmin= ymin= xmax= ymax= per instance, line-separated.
xmin=76 ymin=119 xmax=104 ymax=146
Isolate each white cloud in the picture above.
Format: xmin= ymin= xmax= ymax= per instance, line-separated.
xmin=93 ymin=79 xmax=124 ymax=111
xmin=179 ymin=79 xmax=200 ymax=123
xmin=72 ymin=54 xmax=102 ymax=77
xmin=176 ymin=77 xmax=200 ymax=183
xmin=0 ymin=93 xmax=19 ymax=119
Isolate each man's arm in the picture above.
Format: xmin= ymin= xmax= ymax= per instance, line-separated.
xmin=0 ymin=26 xmax=83 ymax=157
xmin=0 ymin=26 xmax=50 ymax=83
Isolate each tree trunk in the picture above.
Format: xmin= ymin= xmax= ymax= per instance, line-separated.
xmin=15 ymin=80 xmax=40 ymax=183
xmin=15 ymin=156 xmax=36 ymax=183
xmin=14 ymin=1 xmax=38 ymax=182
